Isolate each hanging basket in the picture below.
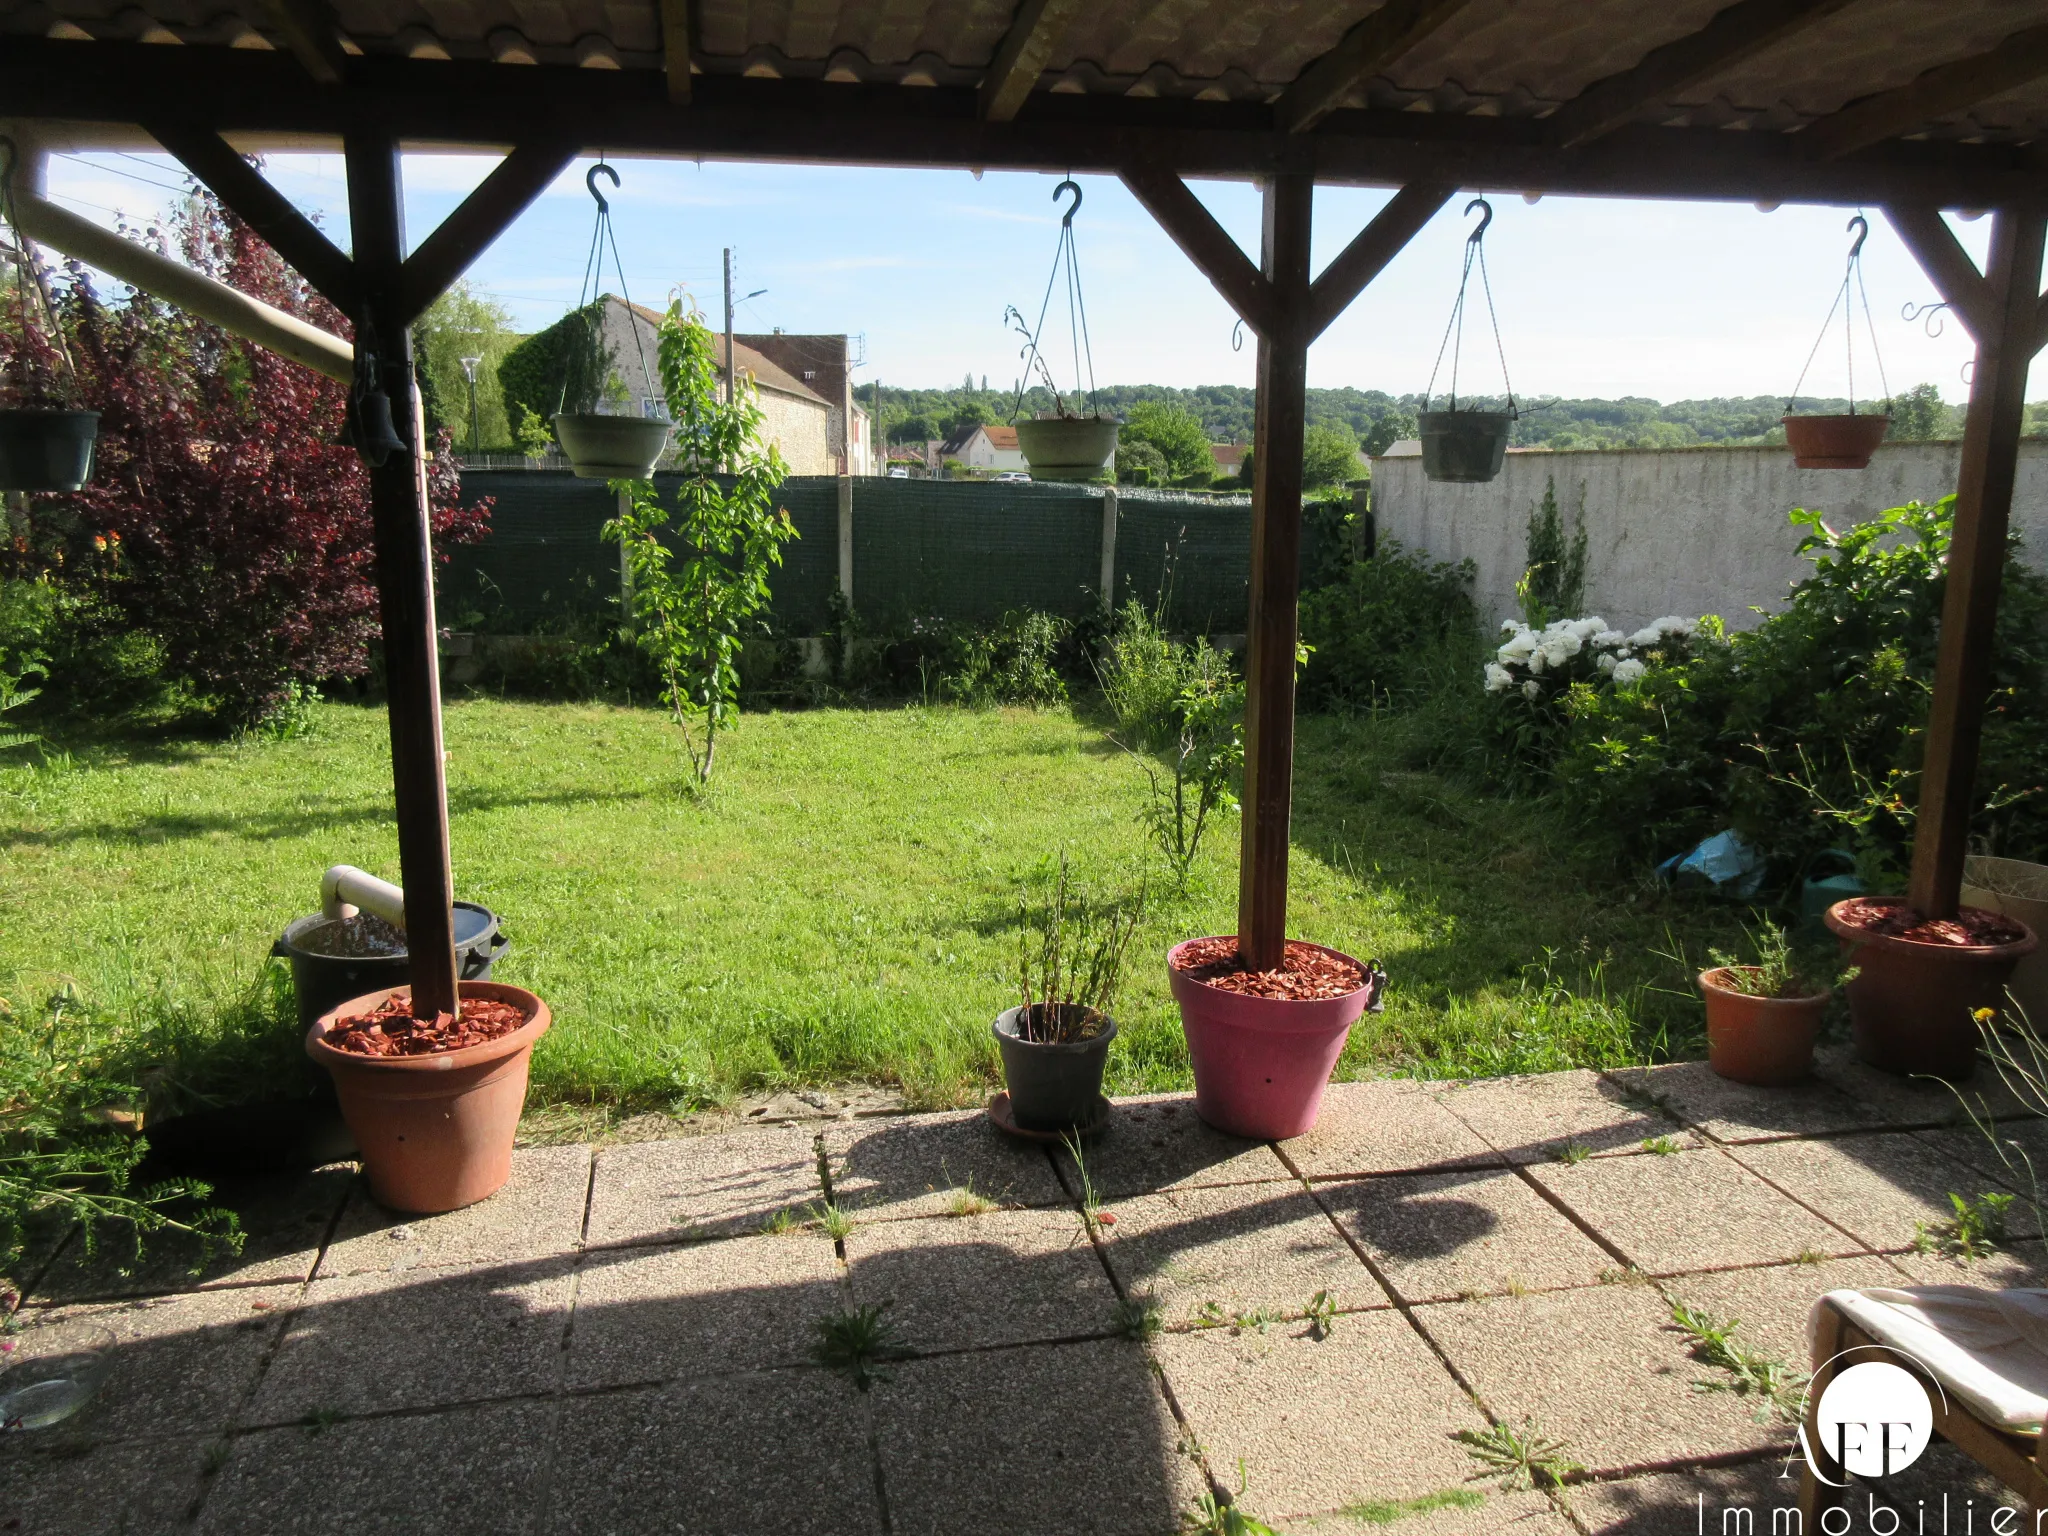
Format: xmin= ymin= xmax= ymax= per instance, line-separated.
xmin=1016 ymin=417 xmax=1118 ymax=481
xmin=1418 ymin=409 xmax=1512 ymax=484
xmin=0 ymin=408 xmax=98 ymax=493
xmin=552 ymin=413 xmax=671 ymax=480
xmin=1782 ymin=413 xmax=1889 ymax=470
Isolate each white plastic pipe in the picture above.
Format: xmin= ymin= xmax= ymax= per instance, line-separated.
xmin=322 ymin=865 xmax=407 ymax=927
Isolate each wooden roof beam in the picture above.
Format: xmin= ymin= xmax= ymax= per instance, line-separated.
xmin=1120 ymin=163 xmax=1277 ymax=336
xmin=1545 ymin=0 xmax=1859 ymax=151
xmin=660 ymin=0 xmax=691 ymax=105
xmin=252 ymin=0 xmax=351 ymax=86
xmin=397 ymin=141 xmax=575 ymax=325
xmin=1277 ymin=0 xmax=1474 ymax=135
xmin=1307 ymin=181 xmax=1450 ymax=338
xmin=981 ymin=0 xmax=1087 ymax=122
xmin=1801 ymin=25 xmax=2048 ymax=160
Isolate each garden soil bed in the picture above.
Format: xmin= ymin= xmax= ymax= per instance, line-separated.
xmin=1830 ymin=896 xmax=2028 ymax=948
xmin=1171 ymin=937 xmax=1365 ymax=1000
xmin=327 ymin=996 xmax=528 ymax=1057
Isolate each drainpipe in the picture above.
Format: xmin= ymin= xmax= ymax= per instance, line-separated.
xmin=321 ymin=865 xmax=408 ymax=926
xmin=7 ymin=143 xmax=354 ymax=384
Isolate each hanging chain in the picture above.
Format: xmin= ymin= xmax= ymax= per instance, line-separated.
xmin=0 ymin=137 xmax=83 ymax=404
xmin=1009 ymin=178 xmax=1096 ymax=421
xmin=1423 ymin=198 xmax=1514 ymax=416
xmin=1788 ymin=213 xmax=1891 ymax=416
xmin=561 ymin=157 xmax=657 ymax=416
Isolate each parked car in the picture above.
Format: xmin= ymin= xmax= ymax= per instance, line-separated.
xmin=992 ymin=471 xmax=1033 ymax=483
xmin=887 ymin=467 xmax=910 ymax=478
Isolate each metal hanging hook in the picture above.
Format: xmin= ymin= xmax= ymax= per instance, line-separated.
xmin=1231 ymin=317 xmax=1245 ymax=353
xmin=1464 ymin=197 xmax=1493 ymax=245
xmin=1053 ymin=179 xmax=1082 ymax=227
xmin=1903 ymin=299 xmax=1950 ymax=338
xmin=586 ymin=161 xmax=620 ymax=215
xmin=1845 ymin=214 xmax=1868 ymax=264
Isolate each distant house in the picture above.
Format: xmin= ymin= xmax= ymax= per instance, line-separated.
xmin=736 ymin=332 xmax=876 ymax=476
xmin=1210 ymin=442 xmax=1246 ymax=477
xmin=937 ymin=423 xmax=1026 ymax=473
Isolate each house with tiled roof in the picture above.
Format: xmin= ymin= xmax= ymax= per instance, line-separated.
xmin=935 ymin=422 xmax=1026 ymax=473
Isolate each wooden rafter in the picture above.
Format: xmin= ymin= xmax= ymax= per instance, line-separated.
xmin=1276 ymin=0 xmax=1474 ymax=135
xmin=1119 ymin=164 xmax=1278 ymax=335
xmin=1801 ymin=24 xmax=2048 ymax=160
xmin=1545 ymin=0 xmax=1859 ymax=150
xmin=660 ymin=0 xmax=691 ymax=105
xmin=1885 ymin=204 xmax=1993 ymax=342
xmin=398 ymin=142 xmax=576 ymax=324
xmin=147 ymin=121 xmax=358 ymax=310
xmin=981 ymin=0 xmax=1087 ymax=122
xmin=1307 ymin=182 xmax=1451 ymax=337
xmin=252 ymin=0 xmax=351 ymax=85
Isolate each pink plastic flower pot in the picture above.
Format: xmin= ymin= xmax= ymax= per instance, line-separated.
xmin=1167 ymin=937 xmax=1379 ymax=1140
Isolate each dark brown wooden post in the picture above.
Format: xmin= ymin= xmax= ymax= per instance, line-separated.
xmin=1238 ymin=173 xmax=1314 ymax=971
xmin=344 ymin=132 xmax=461 ymax=1015
xmin=1906 ymin=204 xmax=2047 ymax=919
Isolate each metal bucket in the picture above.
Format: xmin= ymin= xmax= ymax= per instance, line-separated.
xmin=273 ymin=901 xmax=508 ymax=1034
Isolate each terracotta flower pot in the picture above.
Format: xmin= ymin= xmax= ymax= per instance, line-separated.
xmin=1167 ymin=938 xmax=1379 ymax=1140
xmin=307 ymin=980 xmax=551 ymax=1213
xmin=1782 ymin=413 xmax=1889 ymax=470
xmin=1823 ymin=897 xmax=2037 ymax=1080
xmin=1698 ymin=967 xmax=1827 ymax=1087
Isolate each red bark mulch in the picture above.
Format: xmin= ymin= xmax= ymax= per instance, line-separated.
xmin=1832 ymin=896 xmax=2028 ymax=948
xmin=326 ymin=996 xmax=529 ymax=1057
xmin=1172 ymin=937 xmax=1366 ymax=1000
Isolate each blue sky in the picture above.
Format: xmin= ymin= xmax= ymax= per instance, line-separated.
xmin=42 ymin=151 xmax=1996 ymax=405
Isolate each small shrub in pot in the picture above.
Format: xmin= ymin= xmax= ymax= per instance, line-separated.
xmin=1697 ymin=925 xmax=1838 ymax=1087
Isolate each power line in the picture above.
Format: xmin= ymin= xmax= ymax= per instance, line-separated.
xmin=55 ymin=153 xmax=192 ymax=195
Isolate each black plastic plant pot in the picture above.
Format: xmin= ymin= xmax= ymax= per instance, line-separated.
xmin=992 ymin=1005 xmax=1117 ymax=1132
xmin=1417 ymin=409 xmax=1511 ymax=484
xmin=0 ymin=409 xmax=99 ymax=492
xmin=273 ymin=901 xmax=508 ymax=1037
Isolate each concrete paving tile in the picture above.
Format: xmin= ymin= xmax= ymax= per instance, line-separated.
xmin=1526 ymin=1148 xmax=1860 ymax=1275
xmin=1071 ymin=1094 xmax=1293 ymax=1199
xmin=0 ymin=1433 xmax=213 ymax=1534
xmin=1316 ymin=1169 xmax=1614 ymax=1303
xmin=22 ymin=1283 xmax=296 ymax=1440
xmin=1855 ymin=1436 xmax=2013 ymax=1518
xmin=1422 ymin=1286 xmax=1791 ymax=1473
xmin=1096 ymin=1180 xmax=1386 ymax=1327
xmin=550 ymin=1369 xmax=881 ymax=1536
xmin=1728 ymin=1133 xmax=2036 ymax=1253
xmin=824 ymin=1109 xmax=1065 ymax=1218
xmin=1433 ymin=1070 xmax=1686 ymax=1164
xmin=249 ymin=1258 xmax=574 ymax=1421
xmin=200 ymin=1398 xmax=553 ymax=1534
xmin=876 ymin=1339 xmax=1203 ymax=1536
xmin=318 ymin=1145 xmax=590 ymax=1276
xmin=1661 ymin=1256 xmax=1904 ymax=1372
xmin=1281 ymin=1488 xmax=1573 ymax=1536
xmin=1565 ymin=1461 xmax=1796 ymax=1535
xmin=843 ymin=1207 xmax=1116 ymax=1353
xmin=1155 ymin=1311 xmax=1487 ymax=1517
xmin=1280 ymin=1080 xmax=1502 ymax=1180
xmin=1882 ymin=1236 xmax=2048 ymax=1287
xmin=566 ymin=1231 xmax=845 ymax=1387
xmin=33 ymin=1168 xmax=354 ymax=1302
xmin=582 ymin=1125 xmax=821 ymax=1248
xmin=1810 ymin=1044 xmax=2031 ymax=1130
xmin=1913 ymin=1115 xmax=2048 ymax=1207
xmin=1606 ymin=1062 xmax=1871 ymax=1144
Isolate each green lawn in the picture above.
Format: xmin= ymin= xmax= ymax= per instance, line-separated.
xmin=0 ymin=699 xmax=1743 ymax=1113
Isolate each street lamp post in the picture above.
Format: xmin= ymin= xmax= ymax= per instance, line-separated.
xmin=458 ymin=355 xmax=482 ymax=455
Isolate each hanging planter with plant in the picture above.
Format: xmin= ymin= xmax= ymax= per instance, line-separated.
xmin=1782 ymin=216 xmax=1892 ymax=469
xmin=1417 ymin=199 xmax=1517 ymax=485
xmin=552 ymin=162 xmax=671 ymax=481
xmin=0 ymin=137 xmax=98 ymax=493
xmin=1004 ymin=180 xmax=1119 ymax=481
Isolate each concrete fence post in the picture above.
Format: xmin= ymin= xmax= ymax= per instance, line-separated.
xmin=837 ymin=474 xmax=854 ymax=604
xmin=1099 ymin=485 xmax=1119 ymax=610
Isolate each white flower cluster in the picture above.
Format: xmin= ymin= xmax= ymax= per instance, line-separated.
xmin=1485 ymin=613 xmax=1696 ymax=696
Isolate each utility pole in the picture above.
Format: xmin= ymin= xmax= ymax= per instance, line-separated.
xmin=722 ymin=246 xmax=735 ymax=405
xmin=873 ymin=376 xmax=882 ymax=475
xmin=459 ymin=354 xmax=481 ymax=455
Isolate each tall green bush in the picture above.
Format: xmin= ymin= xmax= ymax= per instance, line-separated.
xmin=1298 ymin=541 xmax=1478 ymax=709
xmin=1518 ymin=478 xmax=1588 ymax=626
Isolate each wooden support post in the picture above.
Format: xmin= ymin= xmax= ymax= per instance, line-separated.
xmin=1099 ymin=485 xmax=1118 ymax=610
xmin=345 ymin=132 xmax=461 ymax=1017
xmin=1238 ymin=173 xmax=1313 ymax=971
xmin=837 ymin=473 xmax=854 ymax=603
xmin=1907 ymin=204 xmax=2048 ymax=919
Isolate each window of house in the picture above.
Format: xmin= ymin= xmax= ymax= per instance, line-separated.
xmin=640 ymin=398 xmax=669 ymax=420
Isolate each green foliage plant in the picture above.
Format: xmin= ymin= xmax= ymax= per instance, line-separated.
xmin=1704 ymin=923 xmax=1840 ymax=1000
xmin=812 ymin=1303 xmax=905 ymax=1391
xmin=1123 ymin=401 xmax=1215 ymax=481
xmin=1454 ymin=1419 xmax=1583 ymax=1490
xmin=1913 ymin=1191 xmax=2015 ymax=1261
xmin=1298 ymin=540 xmax=1477 ymax=709
xmin=605 ymin=297 xmax=797 ymax=785
xmin=1668 ymin=1301 xmax=1807 ymax=1421
xmin=1517 ymin=479 xmax=1589 ymax=627
xmin=496 ymin=298 xmax=614 ymax=425
xmin=1301 ymin=422 xmax=1363 ymax=489
xmin=1014 ymin=852 xmax=1144 ymax=1043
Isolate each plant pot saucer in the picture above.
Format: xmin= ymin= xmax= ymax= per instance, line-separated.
xmin=986 ymin=1090 xmax=1111 ymax=1143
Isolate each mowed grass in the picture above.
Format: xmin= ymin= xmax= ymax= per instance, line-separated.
xmin=0 ymin=698 xmax=1740 ymax=1112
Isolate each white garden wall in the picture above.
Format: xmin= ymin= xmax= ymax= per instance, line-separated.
xmin=1369 ymin=441 xmax=2048 ymax=634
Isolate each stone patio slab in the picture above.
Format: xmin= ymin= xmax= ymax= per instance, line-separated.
xmin=1914 ymin=1115 xmax=2048 ymax=1206
xmin=1882 ymin=1236 xmax=2048 ymax=1287
xmin=1810 ymin=1044 xmax=2031 ymax=1130
xmin=842 ymin=1207 xmax=1116 ymax=1353
xmin=824 ymin=1109 xmax=1065 ymax=1219
xmin=318 ymin=1145 xmax=590 ymax=1276
xmin=1281 ymin=1488 xmax=1574 ymax=1536
xmin=1278 ymin=1080 xmax=1502 ymax=1180
xmin=250 ymin=1257 xmax=575 ymax=1421
xmin=1064 ymin=1094 xmax=1292 ymax=1200
xmin=875 ymin=1339 xmax=1204 ymax=1536
xmin=582 ymin=1124 xmax=821 ymax=1248
xmin=1095 ymin=1179 xmax=1387 ymax=1327
xmin=1727 ymin=1132 xmax=2034 ymax=1253
xmin=1155 ymin=1309 xmax=1489 ymax=1517
xmin=1316 ymin=1169 xmax=1615 ymax=1303
xmin=199 ymin=1398 xmax=555 ymax=1534
xmin=32 ymin=1168 xmax=355 ymax=1303
xmin=1660 ymin=1255 xmax=1904 ymax=1372
xmin=567 ymin=1230 xmax=845 ymax=1387
xmin=0 ymin=1433 xmax=213 ymax=1535
xmin=1421 ymin=1285 xmax=1792 ymax=1473
xmin=1526 ymin=1148 xmax=1860 ymax=1275
xmin=23 ymin=1282 xmax=296 ymax=1440
xmin=1606 ymin=1062 xmax=1872 ymax=1144
xmin=1433 ymin=1070 xmax=1686 ymax=1164
xmin=1564 ymin=1460 xmax=1795 ymax=1535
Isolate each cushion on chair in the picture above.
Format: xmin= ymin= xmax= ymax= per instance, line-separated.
xmin=1808 ymin=1287 xmax=2048 ymax=1432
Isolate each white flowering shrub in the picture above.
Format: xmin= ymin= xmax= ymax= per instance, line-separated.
xmin=1482 ymin=614 xmax=1701 ymax=777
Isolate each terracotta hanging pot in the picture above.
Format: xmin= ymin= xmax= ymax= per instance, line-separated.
xmin=1783 ymin=413 xmax=1890 ymax=470
xmin=552 ymin=413 xmax=671 ymax=480
xmin=0 ymin=408 xmax=98 ymax=492
xmin=1015 ymin=417 xmax=1118 ymax=481
xmin=1697 ymin=967 xmax=1827 ymax=1087
xmin=1418 ymin=409 xmax=1512 ymax=484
